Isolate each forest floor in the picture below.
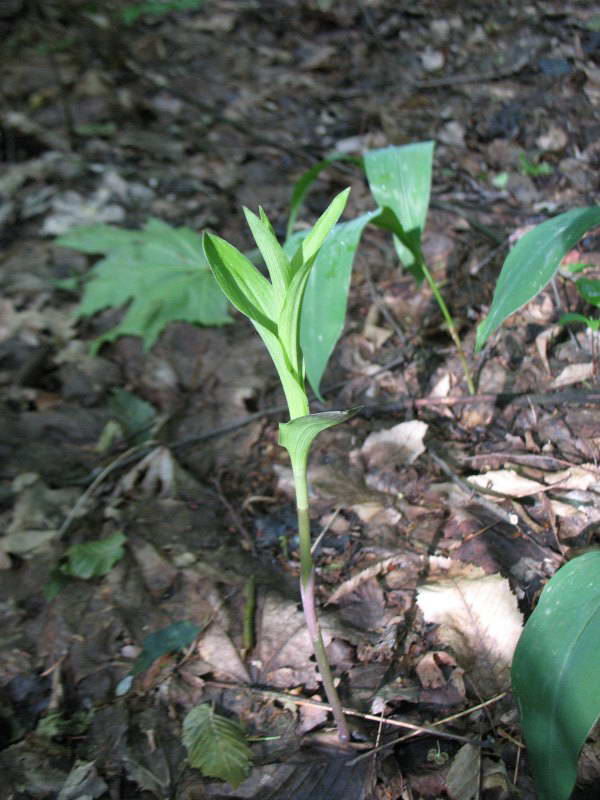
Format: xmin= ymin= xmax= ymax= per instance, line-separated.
xmin=1 ymin=1 xmax=600 ymax=798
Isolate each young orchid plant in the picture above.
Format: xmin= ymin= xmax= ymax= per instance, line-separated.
xmin=203 ymin=188 xmax=357 ymax=743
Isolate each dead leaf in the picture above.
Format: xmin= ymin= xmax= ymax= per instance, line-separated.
xmin=467 ymin=469 xmax=546 ymax=498
xmin=359 ymin=421 xmax=428 ymax=469
xmin=550 ymin=362 xmax=594 ymax=388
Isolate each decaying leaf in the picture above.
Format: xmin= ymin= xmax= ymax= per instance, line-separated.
xmin=417 ymin=562 xmax=523 ymax=693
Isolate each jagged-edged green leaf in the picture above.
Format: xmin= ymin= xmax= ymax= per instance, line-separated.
xmin=512 ymin=552 xmax=600 ymax=800
xmin=131 ymin=620 xmax=202 ymax=676
xmin=364 ymin=142 xmax=434 ymax=277
xmin=244 ymin=207 xmax=292 ymax=300
xmin=300 ymin=210 xmax=380 ymax=397
xmin=476 ymin=207 xmax=600 ymax=351
xmin=183 ymin=704 xmax=253 ymax=789
xmin=62 ymin=532 xmax=126 ymax=579
xmin=60 ymin=219 xmax=231 ymax=352
xmin=279 ymin=408 xmax=361 ymax=473
xmin=203 ymin=233 xmax=277 ymax=330
xmin=290 ymin=187 xmax=350 ymax=273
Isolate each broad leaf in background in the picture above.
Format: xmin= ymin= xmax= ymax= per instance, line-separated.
xmin=183 ymin=704 xmax=252 ymax=788
xmin=299 ymin=210 xmax=379 ymax=396
xmin=58 ymin=218 xmax=231 ymax=352
xmin=62 ymin=531 xmax=126 ymax=579
xmin=511 ymin=552 xmax=600 ymax=800
xmin=476 ymin=207 xmax=600 ymax=351
xmin=364 ymin=141 xmax=435 ymax=279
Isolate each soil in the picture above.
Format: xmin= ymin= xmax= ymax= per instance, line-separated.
xmin=1 ymin=1 xmax=600 ymax=798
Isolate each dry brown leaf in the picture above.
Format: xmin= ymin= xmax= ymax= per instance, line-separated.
xmin=467 ymin=469 xmax=546 ymax=498
xmin=359 ymin=420 xmax=428 ymax=469
xmin=416 ymin=567 xmax=523 ymax=693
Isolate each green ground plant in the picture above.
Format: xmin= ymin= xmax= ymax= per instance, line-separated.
xmin=476 ymin=207 xmax=600 ymax=800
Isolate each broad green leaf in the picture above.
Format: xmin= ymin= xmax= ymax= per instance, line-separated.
xmin=286 ymin=154 xmax=362 ymax=241
xmin=203 ymin=233 xmax=277 ymax=330
xmin=279 ymin=408 xmax=361 ymax=474
xmin=131 ymin=620 xmax=202 ymax=676
xmin=62 ymin=531 xmax=126 ymax=579
xmin=476 ymin=207 xmax=600 ymax=351
xmin=244 ymin=207 xmax=292 ymax=300
xmin=364 ymin=141 xmax=434 ymax=277
xmin=61 ymin=219 xmax=231 ymax=352
xmin=300 ymin=210 xmax=380 ymax=397
xmin=108 ymin=388 xmax=157 ymax=445
xmin=511 ymin=552 xmax=600 ymax=800
xmin=183 ymin=704 xmax=252 ymax=788
xmin=576 ymin=277 xmax=600 ymax=306
xmin=290 ymin=187 xmax=350 ymax=274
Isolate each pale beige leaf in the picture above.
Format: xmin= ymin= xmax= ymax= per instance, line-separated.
xmin=467 ymin=469 xmax=546 ymax=498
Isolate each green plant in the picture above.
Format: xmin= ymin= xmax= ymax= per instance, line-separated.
xmin=120 ymin=0 xmax=204 ymax=25
xmin=183 ymin=704 xmax=253 ymax=788
xmin=511 ymin=552 xmax=600 ymax=800
xmin=475 ymin=209 xmax=600 ymax=799
xmin=289 ymin=141 xmax=476 ymax=395
xmin=203 ymin=190 xmax=357 ymax=742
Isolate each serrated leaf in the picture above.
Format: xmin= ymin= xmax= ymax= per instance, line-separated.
xmin=511 ymin=552 xmax=600 ymax=800
xmin=476 ymin=207 xmax=600 ymax=351
xmin=279 ymin=408 xmax=361 ymax=474
xmin=183 ymin=704 xmax=252 ymax=788
xmin=300 ymin=209 xmax=380 ymax=397
xmin=62 ymin=219 xmax=231 ymax=351
xmin=131 ymin=620 xmax=202 ymax=676
xmin=62 ymin=532 xmax=126 ymax=579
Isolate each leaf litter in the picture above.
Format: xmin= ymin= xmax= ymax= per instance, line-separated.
xmin=2 ymin=1 xmax=600 ymax=798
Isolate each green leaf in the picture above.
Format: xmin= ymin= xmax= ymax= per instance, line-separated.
xmin=286 ymin=153 xmax=362 ymax=241
xmin=511 ymin=552 xmax=600 ymax=800
xmin=576 ymin=277 xmax=600 ymax=306
xmin=62 ymin=219 xmax=231 ymax=352
xmin=108 ymin=388 xmax=157 ymax=445
xmin=300 ymin=210 xmax=380 ymax=397
xmin=243 ymin=207 xmax=292 ymax=301
xmin=62 ymin=532 xmax=126 ymax=579
xmin=364 ymin=141 xmax=434 ymax=277
xmin=279 ymin=408 xmax=361 ymax=474
xmin=476 ymin=207 xmax=600 ymax=351
xmin=183 ymin=704 xmax=253 ymax=788
xmin=131 ymin=620 xmax=202 ymax=676
xmin=203 ymin=233 xmax=277 ymax=331
xmin=560 ymin=312 xmax=598 ymax=330
xmin=290 ymin=187 xmax=350 ymax=274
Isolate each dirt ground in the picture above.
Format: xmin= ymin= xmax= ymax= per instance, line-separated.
xmin=1 ymin=1 xmax=600 ymax=798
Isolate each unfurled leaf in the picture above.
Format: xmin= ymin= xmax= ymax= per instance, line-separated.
xmin=290 ymin=187 xmax=350 ymax=273
xmin=476 ymin=207 xmax=600 ymax=350
xmin=183 ymin=704 xmax=252 ymax=788
xmin=512 ymin=552 xmax=600 ymax=800
xmin=244 ymin=207 xmax=292 ymax=301
xmin=62 ymin=532 xmax=126 ymax=579
xmin=131 ymin=619 xmax=202 ymax=676
xmin=279 ymin=409 xmax=361 ymax=473
xmin=59 ymin=218 xmax=230 ymax=351
xmin=300 ymin=210 xmax=380 ymax=397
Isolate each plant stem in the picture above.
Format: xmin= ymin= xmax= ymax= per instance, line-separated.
xmin=292 ymin=460 xmax=350 ymax=744
xmin=419 ymin=258 xmax=476 ymax=395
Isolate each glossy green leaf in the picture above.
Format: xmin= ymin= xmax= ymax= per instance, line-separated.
xmin=364 ymin=141 xmax=434 ymax=277
xmin=62 ymin=532 xmax=126 ymax=579
xmin=243 ymin=206 xmax=292 ymax=300
xmin=183 ymin=704 xmax=252 ymax=788
xmin=300 ymin=210 xmax=380 ymax=397
xmin=476 ymin=207 xmax=600 ymax=351
xmin=511 ymin=552 xmax=600 ymax=800
xmin=290 ymin=187 xmax=350 ymax=274
xmin=279 ymin=408 xmax=361 ymax=473
xmin=60 ymin=219 xmax=231 ymax=352
xmin=286 ymin=153 xmax=362 ymax=241
xmin=131 ymin=620 xmax=202 ymax=676
xmin=203 ymin=233 xmax=277 ymax=330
